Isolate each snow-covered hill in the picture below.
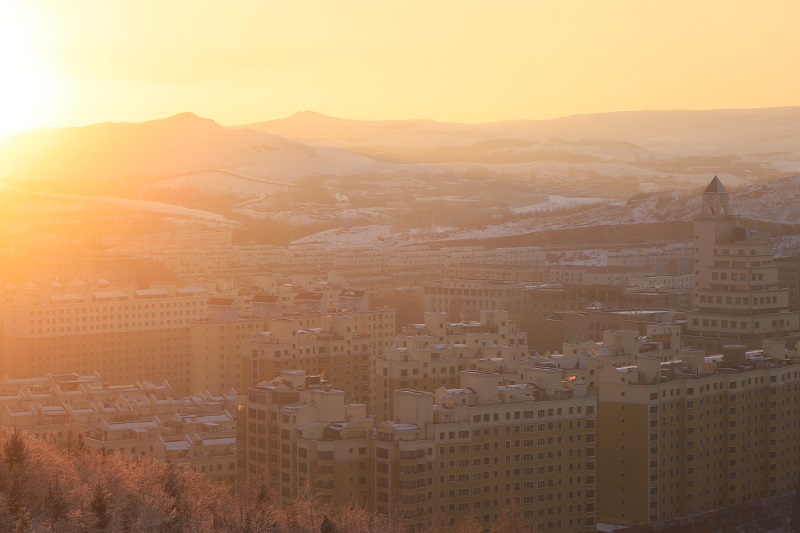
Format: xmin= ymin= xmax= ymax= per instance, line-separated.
xmin=246 ymin=108 xmax=800 ymax=160
xmin=244 ymin=108 xmax=800 ymax=186
xmin=1 ymin=110 xmax=797 ymax=247
xmin=291 ymin=176 xmax=800 ymax=248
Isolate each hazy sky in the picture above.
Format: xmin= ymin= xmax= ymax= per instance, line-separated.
xmin=2 ymin=0 xmax=799 ymax=134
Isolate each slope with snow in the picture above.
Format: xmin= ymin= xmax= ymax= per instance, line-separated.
xmin=244 ymin=108 xmax=800 ymax=187
xmin=291 ymin=176 xmax=800 ymax=248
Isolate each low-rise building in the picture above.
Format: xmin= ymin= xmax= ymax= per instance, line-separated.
xmin=0 ymin=371 xmax=238 ymax=482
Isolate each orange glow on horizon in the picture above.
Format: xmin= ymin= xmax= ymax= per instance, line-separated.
xmin=1 ymin=0 xmax=799 ymax=134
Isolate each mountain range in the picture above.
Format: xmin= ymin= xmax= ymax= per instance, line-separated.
xmin=0 ymin=107 xmax=798 ymax=248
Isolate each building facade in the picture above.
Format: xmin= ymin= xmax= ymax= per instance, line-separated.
xmin=598 ymin=346 xmax=800 ymax=528
xmin=686 ymin=177 xmax=800 ymax=352
xmin=375 ymin=310 xmax=528 ymax=422
xmin=2 ymin=281 xmax=209 ymax=395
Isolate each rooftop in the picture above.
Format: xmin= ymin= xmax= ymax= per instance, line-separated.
xmin=704 ymin=175 xmax=728 ymax=194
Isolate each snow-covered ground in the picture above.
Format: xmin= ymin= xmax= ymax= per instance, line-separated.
xmin=151 ymin=170 xmax=290 ymax=197
xmin=1 ymin=183 xmax=239 ymax=226
xmin=291 ymin=175 xmax=800 ymax=248
xmin=510 ymin=195 xmax=609 ymax=214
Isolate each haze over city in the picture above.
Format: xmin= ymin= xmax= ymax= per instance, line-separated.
xmin=1 ymin=2 xmax=800 ymax=533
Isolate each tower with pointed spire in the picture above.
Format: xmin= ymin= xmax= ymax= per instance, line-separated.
xmin=694 ymin=176 xmax=737 ymax=291
xmin=686 ymin=176 xmax=800 ymax=352
xmin=701 ymin=175 xmax=730 ymax=219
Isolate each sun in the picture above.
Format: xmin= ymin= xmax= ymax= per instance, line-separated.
xmin=0 ymin=2 xmax=60 ymax=137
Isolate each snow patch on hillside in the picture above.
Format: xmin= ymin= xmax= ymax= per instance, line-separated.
xmin=511 ymin=196 xmax=609 ymax=214
xmin=290 ymin=176 xmax=800 ymax=248
xmin=151 ymin=170 xmax=289 ymax=197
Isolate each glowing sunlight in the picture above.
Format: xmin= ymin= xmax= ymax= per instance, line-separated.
xmin=0 ymin=3 xmax=60 ymax=136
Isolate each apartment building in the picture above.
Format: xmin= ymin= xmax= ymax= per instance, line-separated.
xmin=630 ymin=273 xmax=694 ymax=291
xmin=2 ymin=281 xmax=209 ymax=395
xmin=511 ymin=281 xmax=688 ymax=352
xmin=189 ymin=295 xmax=266 ymax=395
xmin=776 ymin=252 xmax=800 ymax=312
xmin=111 ymin=231 xmax=543 ymax=288
xmin=238 ymin=370 xmax=370 ymax=495
xmin=243 ymin=304 xmax=395 ymax=407
xmin=281 ymin=385 xmax=372 ymax=506
xmin=375 ymin=370 xmax=596 ymax=532
xmin=519 ymin=327 xmax=678 ymax=391
xmin=439 ymin=246 xmax=546 ymax=268
xmin=421 ymin=279 xmax=527 ymax=324
xmin=4 ymin=254 xmax=144 ymax=287
xmin=241 ymin=369 xmax=597 ymax=532
xmin=443 ymin=263 xmax=543 ymax=282
xmin=560 ymin=309 xmax=678 ymax=344
xmin=375 ymin=310 xmax=528 ymax=422
xmin=598 ymin=344 xmax=800 ymax=528
xmin=607 ymin=243 xmax=693 ymax=276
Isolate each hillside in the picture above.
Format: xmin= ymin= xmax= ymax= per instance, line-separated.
xmin=246 ymin=107 xmax=800 ymax=159
xmin=0 ymin=109 xmax=798 ymax=247
xmin=245 ymin=107 xmax=800 ymax=186
xmin=0 ymin=113 xmax=384 ymax=185
xmin=291 ymin=175 xmax=800 ymax=248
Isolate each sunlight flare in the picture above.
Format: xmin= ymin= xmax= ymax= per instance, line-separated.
xmin=0 ymin=2 xmax=60 ymax=136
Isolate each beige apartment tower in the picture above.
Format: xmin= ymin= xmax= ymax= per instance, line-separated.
xmin=243 ymin=307 xmax=394 ymax=408
xmin=2 ymin=282 xmax=209 ymax=395
xmin=598 ymin=347 xmax=800 ymax=528
xmin=242 ymin=369 xmax=598 ymax=532
xmin=375 ymin=310 xmax=529 ymax=422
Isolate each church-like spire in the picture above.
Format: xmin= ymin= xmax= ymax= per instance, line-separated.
xmin=704 ymin=175 xmax=728 ymax=194
xmin=701 ymin=175 xmax=730 ymax=219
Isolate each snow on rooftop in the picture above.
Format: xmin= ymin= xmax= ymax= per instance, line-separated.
xmin=446 ymin=388 xmax=475 ymax=395
xmin=135 ymin=288 xmax=170 ymax=297
xmin=93 ymin=290 xmax=128 ymax=300
xmin=387 ymin=422 xmax=420 ymax=432
xmin=200 ymin=437 xmax=235 ymax=447
xmin=50 ymin=293 xmax=87 ymax=302
xmin=164 ymin=440 xmax=191 ymax=451
xmin=105 ymin=420 xmax=160 ymax=431
xmin=176 ymin=286 xmax=209 ymax=294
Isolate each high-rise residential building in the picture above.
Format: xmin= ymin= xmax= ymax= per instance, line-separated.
xmin=2 ymin=281 xmax=209 ymax=395
xmin=559 ymin=308 xmax=678 ymax=345
xmin=776 ymin=252 xmax=800 ymax=312
xmin=421 ymin=279 xmax=528 ymax=324
xmin=686 ymin=177 xmax=800 ymax=353
xmin=375 ymin=310 xmax=528 ymax=422
xmin=597 ymin=343 xmax=800 ymax=528
xmin=243 ymin=303 xmax=395 ymax=407
xmin=375 ymin=370 xmax=596 ymax=532
xmin=607 ymin=243 xmax=693 ymax=276
xmin=237 ymin=369 xmax=371 ymax=498
xmin=189 ymin=295 xmax=266 ymax=395
xmin=241 ymin=369 xmax=597 ymax=533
